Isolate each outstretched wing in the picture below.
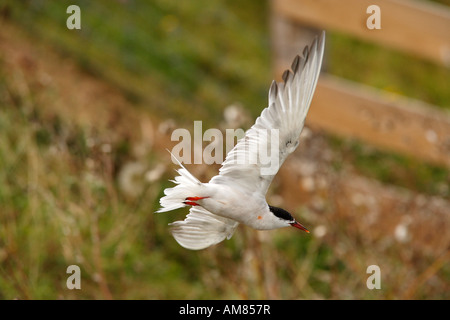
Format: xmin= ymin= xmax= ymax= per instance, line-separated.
xmin=210 ymin=32 xmax=325 ymax=195
xmin=169 ymin=206 xmax=239 ymax=250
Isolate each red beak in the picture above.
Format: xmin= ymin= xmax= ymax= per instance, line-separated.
xmin=290 ymin=221 xmax=310 ymax=233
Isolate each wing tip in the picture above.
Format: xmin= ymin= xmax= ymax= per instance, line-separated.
xmin=278 ymin=30 xmax=326 ymax=84
xmin=282 ymin=69 xmax=293 ymax=84
xmin=291 ymin=54 xmax=300 ymax=73
xmin=270 ymin=30 xmax=326 ymax=94
xmin=269 ymin=80 xmax=278 ymax=101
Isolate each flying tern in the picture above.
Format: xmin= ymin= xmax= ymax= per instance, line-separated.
xmin=157 ymin=32 xmax=325 ymax=250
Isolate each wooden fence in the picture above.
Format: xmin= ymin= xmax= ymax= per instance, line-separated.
xmin=271 ymin=0 xmax=450 ymax=167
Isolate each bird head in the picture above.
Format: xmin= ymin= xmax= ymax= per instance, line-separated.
xmin=268 ymin=205 xmax=309 ymax=232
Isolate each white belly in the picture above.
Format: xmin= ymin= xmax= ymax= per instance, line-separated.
xmin=199 ymin=183 xmax=268 ymax=228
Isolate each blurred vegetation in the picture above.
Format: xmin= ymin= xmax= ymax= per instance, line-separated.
xmin=4 ymin=0 xmax=273 ymax=126
xmin=0 ymin=0 xmax=449 ymax=299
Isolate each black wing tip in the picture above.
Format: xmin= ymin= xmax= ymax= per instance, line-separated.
xmin=303 ymin=45 xmax=309 ymax=59
xmin=269 ymin=80 xmax=278 ymax=99
xmin=271 ymin=31 xmax=325 ymax=93
xmin=293 ymin=31 xmax=325 ymax=75
xmin=282 ymin=69 xmax=293 ymax=84
xmin=291 ymin=54 xmax=301 ymax=73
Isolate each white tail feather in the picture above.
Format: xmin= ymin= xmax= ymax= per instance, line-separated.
xmin=157 ymin=151 xmax=203 ymax=213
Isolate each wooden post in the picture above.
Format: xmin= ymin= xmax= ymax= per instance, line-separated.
xmin=270 ymin=0 xmax=450 ymax=168
xmin=273 ymin=0 xmax=450 ymax=66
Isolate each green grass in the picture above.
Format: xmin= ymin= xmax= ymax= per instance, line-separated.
xmin=4 ymin=0 xmax=271 ymax=126
xmin=329 ymin=136 xmax=450 ymax=198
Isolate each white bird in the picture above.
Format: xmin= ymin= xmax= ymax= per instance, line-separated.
xmin=157 ymin=32 xmax=325 ymax=250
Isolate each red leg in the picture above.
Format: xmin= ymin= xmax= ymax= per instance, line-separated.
xmin=183 ymin=196 xmax=209 ymax=207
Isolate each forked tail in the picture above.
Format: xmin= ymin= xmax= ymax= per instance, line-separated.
xmin=156 ymin=151 xmax=203 ymax=213
xmin=157 ymin=151 xmax=239 ymax=250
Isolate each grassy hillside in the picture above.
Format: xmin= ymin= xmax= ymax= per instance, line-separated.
xmin=4 ymin=0 xmax=273 ymax=126
xmin=5 ymin=0 xmax=449 ymax=195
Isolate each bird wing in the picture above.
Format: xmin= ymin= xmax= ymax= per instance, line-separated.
xmin=210 ymin=32 xmax=325 ymax=195
xmin=169 ymin=206 xmax=239 ymax=250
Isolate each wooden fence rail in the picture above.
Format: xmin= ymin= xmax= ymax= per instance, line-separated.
xmin=271 ymin=0 xmax=450 ymax=168
xmin=272 ymin=0 xmax=450 ymax=66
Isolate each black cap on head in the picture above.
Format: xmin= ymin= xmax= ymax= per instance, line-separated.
xmin=268 ymin=205 xmax=294 ymax=222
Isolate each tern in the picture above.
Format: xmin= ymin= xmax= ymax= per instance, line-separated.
xmin=157 ymin=32 xmax=325 ymax=250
